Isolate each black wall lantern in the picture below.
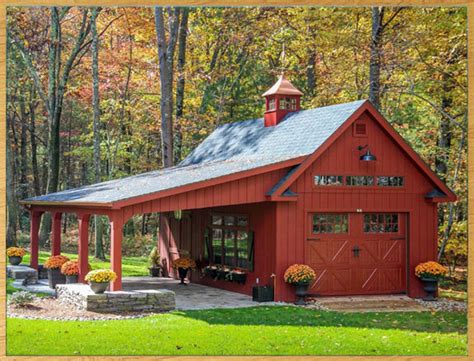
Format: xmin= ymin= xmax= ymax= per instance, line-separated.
xmin=358 ymin=145 xmax=377 ymax=162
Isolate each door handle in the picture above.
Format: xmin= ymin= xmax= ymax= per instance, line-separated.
xmin=352 ymin=245 xmax=361 ymax=257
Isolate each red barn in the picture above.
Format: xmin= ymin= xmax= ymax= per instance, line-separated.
xmin=22 ymin=74 xmax=455 ymax=301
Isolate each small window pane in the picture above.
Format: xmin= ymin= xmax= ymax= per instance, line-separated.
xmin=212 ymin=216 xmax=222 ymax=225
xmin=378 ymin=176 xmax=404 ymax=187
xmin=315 ymin=175 xmax=343 ymax=186
xmin=236 ymin=216 xmax=248 ymax=227
xmin=364 ymin=213 xmax=399 ymax=233
xmin=313 ymin=214 xmax=348 ymax=234
xmin=347 ymin=176 xmax=374 ymax=186
xmin=224 ymin=216 xmax=235 ymax=226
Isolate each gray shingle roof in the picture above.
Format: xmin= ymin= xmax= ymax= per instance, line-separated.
xmin=23 ymin=100 xmax=366 ymax=206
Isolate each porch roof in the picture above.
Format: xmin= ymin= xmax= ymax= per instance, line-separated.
xmin=22 ymin=100 xmax=366 ymax=207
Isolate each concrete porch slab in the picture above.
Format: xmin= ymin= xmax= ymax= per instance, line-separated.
xmin=311 ymin=295 xmax=426 ymax=312
xmin=7 ymin=265 xmax=38 ymax=285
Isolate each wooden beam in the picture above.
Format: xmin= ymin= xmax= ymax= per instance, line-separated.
xmin=29 ymin=210 xmax=43 ymax=269
xmin=51 ymin=212 xmax=62 ymax=256
xmin=77 ymin=213 xmax=90 ymax=283
xmin=110 ymin=212 xmax=124 ymax=291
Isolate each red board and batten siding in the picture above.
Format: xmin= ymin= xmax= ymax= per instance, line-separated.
xmin=274 ymin=110 xmax=439 ymax=301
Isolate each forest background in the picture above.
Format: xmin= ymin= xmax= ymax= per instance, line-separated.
xmin=5 ymin=6 xmax=467 ymax=272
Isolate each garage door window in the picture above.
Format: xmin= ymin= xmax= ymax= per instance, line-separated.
xmin=363 ymin=214 xmax=399 ymax=233
xmin=313 ymin=214 xmax=348 ymax=234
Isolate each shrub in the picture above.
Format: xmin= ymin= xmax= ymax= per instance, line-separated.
xmin=7 ymin=247 xmax=26 ymax=257
xmin=44 ymin=255 xmax=70 ymax=269
xmin=85 ymin=269 xmax=117 ymax=283
xmin=284 ymin=264 xmax=316 ymax=284
xmin=172 ymin=257 xmax=196 ymax=269
xmin=9 ymin=291 xmax=35 ymax=307
xmin=415 ymin=261 xmax=448 ymax=279
xmin=148 ymin=247 xmax=161 ymax=268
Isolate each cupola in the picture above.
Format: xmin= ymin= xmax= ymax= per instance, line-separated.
xmin=262 ymin=74 xmax=303 ymax=127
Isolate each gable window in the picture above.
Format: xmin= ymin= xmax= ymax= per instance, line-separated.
xmin=314 ymin=175 xmax=343 ymax=186
xmin=346 ymin=176 xmax=374 ymax=186
xmin=210 ymin=214 xmax=250 ymax=269
xmin=353 ymin=122 xmax=367 ymax=137
xmin=363 ymin=214 xmax=399 ymax=233
xmin=312 ymin=213 xmax=348 ymax=234
xmin=378 ymin=176 xmax=404 ymax=187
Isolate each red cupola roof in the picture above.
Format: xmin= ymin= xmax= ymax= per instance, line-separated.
xmin=263 ymin=74 xmax=303 ymax=127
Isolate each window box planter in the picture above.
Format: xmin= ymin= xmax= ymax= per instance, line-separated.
xmin=229 ymin=272 xmax=247 ymax=284
xmin=204 ymin=267 xmax=218 ymax=279
xmin=48 ymin=268 xmax=66 ymax=289
xmin=217 ymin=270 xmax=229 ymax=280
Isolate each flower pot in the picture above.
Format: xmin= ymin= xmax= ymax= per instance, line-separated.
xmin=178 ymin=267 xmax=188 ymax=285
xmin=89 ymin=281 xmax=109 ymax=294
xmin=205 ymin=268 xmax=218 ymax=279
xmin=149 ymin=267 xmax=161 ymax=277
xmin=9 ymin=256 xmax=22 ymax=266
xmin=421 ymin=277 xmax=438 ymax=301
xmin=294 ymin=282 xmax=310 ymax=305
xmin=47 ymin=268 xmax=66 ymax=289
xmin=230 ymin=273 xmax=247 ymax=284
xmin=66 ymin=275 xmax=79 ymax=284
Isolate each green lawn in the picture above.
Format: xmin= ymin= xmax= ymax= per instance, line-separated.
xmin=21 ymin=251 xmax=149 ymax=277
xmin=7 ymin=306 xmax=466 ymax=356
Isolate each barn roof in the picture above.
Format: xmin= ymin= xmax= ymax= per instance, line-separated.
xmin=22 ymin=100 xmax=366 ymax=206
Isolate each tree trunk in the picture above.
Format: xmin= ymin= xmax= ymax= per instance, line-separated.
xmin=6 ymin=113 xmax=18 ymax=247
xmin=29 ymin=91 xmax=41 ymax=196
xmin=306 ymin=48 xmax=316 ymax=96
xmin=154 ymin=7 xmax=180 ymax=168
xmin=174 ymin=8 xmax=189 ymax=164
xmin=91 ymin=7 xmax=105 ymax=260
xmin=369 ymin=7 xmax=384 ymax=111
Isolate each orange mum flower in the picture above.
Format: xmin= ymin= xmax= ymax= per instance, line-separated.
xmin=415 ymin=261 xmax=447 ymax=279
xmin=44 ymin=255 xmax=70 ymax=270
xmin=172 ymin=257 xmax=196 ymax=269
xmin=284 ymin=264 xmax=316 ymax=285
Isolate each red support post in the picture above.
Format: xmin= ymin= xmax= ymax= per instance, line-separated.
xmin=110 ymin=214 xmax=123 ymax=291
xmin=77 ymin=214 xmax=90 ymax=283
xmin=51 ymin=212 xmax=62 ymax=256
xmin=29 ymin=210 xmax=43 ymax=269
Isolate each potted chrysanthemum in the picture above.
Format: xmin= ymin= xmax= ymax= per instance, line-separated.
xmin=148 ymin=247 xmax=161 ymax=277
xmin=44 ymin=255 xmax=70 ymax=289
xmin=172 ymin=257 xmax=196 ymax=285
xmin=85 ymin=269 xmax=117 ymax=294
xmin=7 ymin=247 xmax=26 ymax=265
xmin=284 ymin=264 xmax=316 ymax=305
xmin=415 ymin=261 xmax=447 ymax=301
xmin=61 ymin=260 xmax=91 ymax=284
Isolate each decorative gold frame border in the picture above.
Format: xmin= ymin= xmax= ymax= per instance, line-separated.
xmin=0 ymin=1 xmax=471 ymax=360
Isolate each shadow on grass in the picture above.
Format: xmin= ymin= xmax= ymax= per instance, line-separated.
xmin=174 ymin=306 xmax=467 ymax=334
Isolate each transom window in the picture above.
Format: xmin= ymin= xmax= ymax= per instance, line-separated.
xmin=210 ymin=214 xmax=249 ymax=268
xmin=314 ymin=175 xmax=343 ymax=186
xmin=377 ymin=176 xmax=404 ymax=187
xmin=346 ymin=176 xmax=374 ymax=186
xmin=363 ymin=214 xmax=399 ymax=233
xmin=314 ymin=175 xmax=405 ymax=187
xmin=312 ymin=214 xmax=348 ymax=234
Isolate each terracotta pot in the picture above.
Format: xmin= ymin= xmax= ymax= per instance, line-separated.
xmin=89 ymin=281 xmax=109 ymax=294
xmin=48 ymin=268 xmax=66 ymax=289
xmin=9 ymin=256 xmax=22 ymax=266
xmin=421 ymin=277 xmax=438 ymax=301
xmin=294 ymin=282 xmax=310 ymax=305
xmin=66 ymin=275 xmax=79 ymax=284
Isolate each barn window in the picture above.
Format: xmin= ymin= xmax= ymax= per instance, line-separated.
xmin=314 ymin=175 xmax=343 ymax=186
xmin=312 ymin=214 xmax=348 ymax=234
xmin=210 ymin=214 xmax=250 ymax=269
xmin=363 ymin=214 xmax=399 ymax=233
xmin=377 ymin=176 xmax=404 ymax=187
xmin=268 ymin=98 xmax=276 ymax=111
xmin=346 ymin=176 xmax=374 ymax=186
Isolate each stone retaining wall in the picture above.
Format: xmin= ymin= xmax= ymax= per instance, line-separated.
xmin=57 ymin=284 xmax=176 ymax=313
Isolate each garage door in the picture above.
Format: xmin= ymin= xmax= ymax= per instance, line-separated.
xmin=305 ymin=212 xmax=406 ymax=296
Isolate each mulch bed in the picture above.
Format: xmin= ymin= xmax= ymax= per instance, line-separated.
xmin=8 ymin=296 xmax=160 ymax=321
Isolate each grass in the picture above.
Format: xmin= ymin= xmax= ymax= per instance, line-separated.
xmin=7 ymin=306 xmax=466 ymax=356
xmin=21 ymin=251 xmax=149 ymax=277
